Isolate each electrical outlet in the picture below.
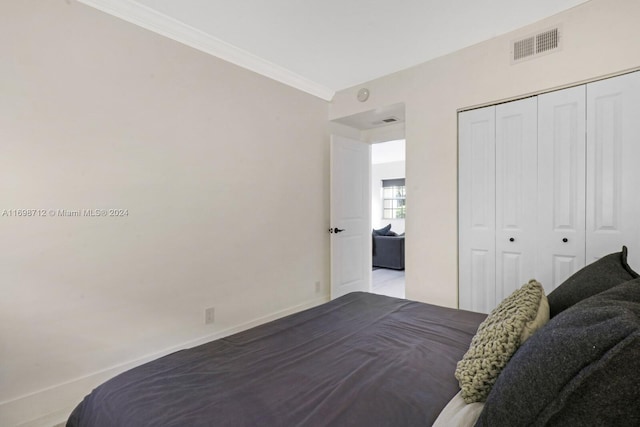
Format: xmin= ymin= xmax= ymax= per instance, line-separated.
xmin=205 ymin=307 xmax=215 ymax=324
xmin=315 ymin=281 xmax=321 ymax=293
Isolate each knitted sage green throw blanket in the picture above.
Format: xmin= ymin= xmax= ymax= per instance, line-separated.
xmin=455 ymin=280 xmax=547 ymax=403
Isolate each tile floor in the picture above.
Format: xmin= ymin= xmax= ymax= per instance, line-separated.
xmin=371 ymin=268 xmax=405 ymax=299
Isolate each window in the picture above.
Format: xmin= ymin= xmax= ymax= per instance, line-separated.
xmin=382 ymin=178 xmax=406 ymax=219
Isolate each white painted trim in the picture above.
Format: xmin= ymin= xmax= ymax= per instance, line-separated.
xmin=1 ymin=294 xmax=330 ymax=427
xmin=77 ymin=0 xmax=335 ymax=101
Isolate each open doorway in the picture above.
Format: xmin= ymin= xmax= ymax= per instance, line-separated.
xmin=371 ymin=139 xmax=406 ymax=298
xmin=329 ymin=102 xmax=406 ymax=299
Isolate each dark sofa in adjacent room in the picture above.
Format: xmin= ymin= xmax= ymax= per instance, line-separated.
xmin=372 ymin=224 xmax=405 ymax=270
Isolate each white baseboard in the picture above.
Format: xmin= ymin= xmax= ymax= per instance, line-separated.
xmin=1 ymin=294 xmax=330 ymax=427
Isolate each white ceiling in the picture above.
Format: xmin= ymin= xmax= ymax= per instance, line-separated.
xmin=79 ymin=0 xmax=589 ymax=100
xmin=372 ymin=140 xmax=406 ymax=165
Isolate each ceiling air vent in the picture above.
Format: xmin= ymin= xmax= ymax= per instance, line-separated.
xmin=512 ymin=26 xmax=561 ymax=63
xmin=514 ymin=36 xmax=535 ymax=61
xmin=537 ymin=28 xmax=559 ymax=53
xmin=371 ymin=116 xmax=400 ymax=126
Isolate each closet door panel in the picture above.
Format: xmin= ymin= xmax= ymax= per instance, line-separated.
xmin=458 ymin=106 xmax=495 ymax=313
xmin=587 ymin=71 xmax=640 ymax=268
xmin=537 ymin=86 xmax=586 ymax=291
xmin=552 ymin=255 xmax=579 ymax=286
xmin=495 ymin=97 xmax=537 ymax=306
xmin=500 ymin=251 xmax=524 ymax=300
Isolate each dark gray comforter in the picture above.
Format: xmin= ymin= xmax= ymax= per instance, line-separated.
xmin=67 ymin=292 xmax=485 ymax=427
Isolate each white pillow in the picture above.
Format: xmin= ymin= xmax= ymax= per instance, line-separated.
xmin=433 ymin=391 xmax=484 ymax=427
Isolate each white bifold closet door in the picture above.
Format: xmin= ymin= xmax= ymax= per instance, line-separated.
xmin=458 ymin=106 xmax=496 ymax=313
xmin=586 ymin=71 xmax=640 ymax=269
xmin=495 ymin=97 xmax=537 ymax=307
xmin=459 ymin=71 xmax=640 ymax=313
xmin=536 ymin=86 xmax=586 ymax=291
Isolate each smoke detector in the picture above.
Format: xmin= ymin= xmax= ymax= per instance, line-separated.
xmin=357 ymin=88 xmax=370 ymax=102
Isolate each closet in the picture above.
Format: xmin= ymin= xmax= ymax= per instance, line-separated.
xmin=458 ymin=71 xmax=640 ymax=313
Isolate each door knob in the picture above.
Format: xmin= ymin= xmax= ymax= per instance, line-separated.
xmin=562 ymin=238 xmax=568 ymax=243
xmin=330 ymin=227 xmax=345 ymax=234
xmin=509 ymin=237 xmax=515 ymax=242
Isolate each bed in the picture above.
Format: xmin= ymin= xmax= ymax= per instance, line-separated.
xmin=67 ymin=292 xmax=485 ymax=426
xmin=67 ymin=247 xmax=640 ymax=426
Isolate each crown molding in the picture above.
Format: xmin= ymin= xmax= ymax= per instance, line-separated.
xmin=77 ymin=0 xmax=335 ymax=101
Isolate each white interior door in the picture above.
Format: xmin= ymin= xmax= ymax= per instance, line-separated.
xmin=537 ymin=85 xmax=586 ymax=291
xmin=495 ymin=97 xmax=538 ymax=305
xmin=330 ymin=135 xmax=371 ymax=299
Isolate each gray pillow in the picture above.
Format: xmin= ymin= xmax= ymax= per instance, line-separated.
xmin=547 ymin=246 xmax=639 ymax=317
xmin=475 ymin=279 xmax=640 ymax=427
xmin=372 ymin=224 xmax=391 ymax=236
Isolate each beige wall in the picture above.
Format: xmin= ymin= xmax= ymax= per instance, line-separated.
xmin=0 ymin=1 xmax=329 ymax=425
xmin=330 ymin=0 xmax=640 ymax=308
